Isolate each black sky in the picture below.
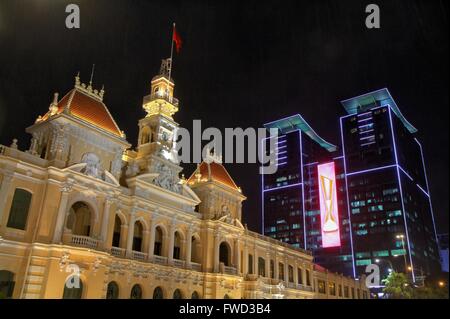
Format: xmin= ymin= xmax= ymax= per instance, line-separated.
xmin=0 ymin=0 xmax=448 ymax=233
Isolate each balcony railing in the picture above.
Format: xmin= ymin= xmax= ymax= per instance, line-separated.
xmin=110 ymin=247 xmax=125 ymax=258
xmin=152 ymin=255 xmax=168 ymax=265
xmin=131 ymin=251 xmax=147 ymax=261
xmin=191 ymin=262 xmax=202 ymax=272
xmin=70 ymin=235 xmax=99 ymax=249
xmin=224 ymin=266 xmax=237 ymax=275
xmin=173 ymin=259 xmax=185 ymax=268
xmin=143 ymin=92 xmax=179 ymax=107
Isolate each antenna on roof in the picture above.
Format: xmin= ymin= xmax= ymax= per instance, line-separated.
xmin=89 ymin=64 xmax=95 ymax=86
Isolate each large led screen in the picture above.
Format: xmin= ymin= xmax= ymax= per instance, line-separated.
xmin=318 ymin=162 xmax=341 ymax=248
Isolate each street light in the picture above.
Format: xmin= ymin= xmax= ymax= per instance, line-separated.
xmin=396 ymin=234 xmax=409 ymax=273
xmin=375 ymin=258 xmax=395 ymax=277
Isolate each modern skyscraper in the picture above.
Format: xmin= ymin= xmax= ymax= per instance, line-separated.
xmin=261 ymin=88 xmax=441 ymax=282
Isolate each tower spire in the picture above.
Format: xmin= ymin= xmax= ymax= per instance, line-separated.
xmin=89 ymin=64 xmax=95 ymax=86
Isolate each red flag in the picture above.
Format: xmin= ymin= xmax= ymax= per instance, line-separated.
xmin=172 ymin=25 xmax=182 ymax=53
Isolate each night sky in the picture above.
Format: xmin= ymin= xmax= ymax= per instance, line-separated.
xmin=0 ymin=0 xmax=448 ymax=234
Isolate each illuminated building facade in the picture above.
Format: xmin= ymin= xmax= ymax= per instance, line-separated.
xmin=262 ymin=89 xmax=441 ymax=282
xmin=0 ymin=61 xmax=368 ymax=299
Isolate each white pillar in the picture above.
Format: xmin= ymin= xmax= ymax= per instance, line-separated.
xmin=274 ymin=254 xmax=279 ymax=280
xmin=0 ymin=173 xmax=13 ymax=226
xmin=234 ymin=239 xmax=241 ymax=273
xmin=284 ymin=258 xmax=289 ymax=282
xmin=243 ymin=243 xmax=249 ymax=274
xmin=52 ymin=184 xmax=72 ymax=243
xmin=265 ymin=253 xmax=270 ymax=278
xmin=213 ymin=231 xmax=220 ymax=273
xmin=167 ymin=223 xmax=175 ymax=264
xmin=148 ymin=219 xmax=155 ymax=259
xmin=185 ymin=228 xmax=192 ymax=268
xmin=294 ymin=261 xmax=299 ymax=285
xmin=253 ymin=246 xmax=258 ymax=275
xmin=100 ymin=197 xmax=113 ymax=242
xmin=126 ymin=211 xmax=136 ymax=255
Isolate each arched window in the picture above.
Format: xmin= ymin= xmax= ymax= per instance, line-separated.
xmin=258 ymin=257 xmax=266 ymax=277
xmin=154 ymin=226 xmax=163 ymax=256
xmin=288 ymin=265 xmax=294 ymax=282
xmin=279 ymin=262 xmax=284 ymax=280
xmin=270 ymin=260 xmax=275 ymax=279
xmin=112 ymin=215 xmax=122 ymax=248
xmin=248 ymin=254 xmax=254 ymax=274
xmin=67 ymin=202 xmax=92 ymax=236
xmin=219 ymin=242 xmax=230 ymax=267
xmin=0 ymin=270 xmax=15 ymax=299
xmin=191 ymin=235 xmax=201 ymax=263
xmin=130 ymin=284 xmax=142 ymax=299
xmin=132 ymin=221 xmax=143 ymax=252
xmin=106 ymin=281 xmax=119 ymax=299
xmin=298 ymin=268 xmax=303 ymax=285
xmin=62 ymin=275 xmax=83 ymax=299
xmin=191 ymin=291 xmax=200 ymax=299
xmin=172 ymin=289 xmax=182 ymax=299
xmin=6 ymin=189 xmax=32 ymax=230
xmin=173 ymin=231 xmax=182 ymax=260
xmin=153 ymin=286 xmax=164 ymax=299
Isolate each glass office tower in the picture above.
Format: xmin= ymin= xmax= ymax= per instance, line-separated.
xmin=261 ymin=89 xmax=441 ymax=281
xmin=340 ymin=89 xmax=440 ymax=281
xmin=262 ymin=115 xmax=355 ymax=276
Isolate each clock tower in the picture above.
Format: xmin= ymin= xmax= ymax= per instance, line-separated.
xmin=132 ymin=59 xmax=183 ymax=193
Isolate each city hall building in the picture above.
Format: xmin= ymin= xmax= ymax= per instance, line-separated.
xmin=0 ymin=61 xmax=368 ymax=299
xmin=261 ymin=89 xmax=441 ymax=283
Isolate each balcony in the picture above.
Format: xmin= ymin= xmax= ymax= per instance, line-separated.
xmin=224 ymin=266 xmax=237 ymax=275
xmin=110 ymin=247 xmax=125 ymax=258
xmin=143 ymin=92 xmax=179 ymax=107
xmin=69 ymin=235 xmax=99 ymax=249
xmin=191 ymin=262 xmax=202 ymax=272
xmin=131 ymin=251 xmax=147 ymax=261
xmin=152 ymin=255 xmax=168 ymax=265
xmin=173 ymin=259 xmax=185 ymax=268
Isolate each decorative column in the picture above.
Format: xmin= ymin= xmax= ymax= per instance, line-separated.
xmin=148 ymin=219 xmax=155 ymax=260
xmin=167 ymin=222 xmax=175 ymax=265
xmin=234 ymin=239 xmax=241 ymax=274
xmin=284 ymin=258 xmax=289 ymax=282
xmin=185 ymin=228 xmax=193 ymax=268
xmin=52 ymin=182 xmax=72 ymax=243
xmin=100 ymin=196 xmax=113 ymax=244
xmin=243 ymin=242 xmax=249 ymax=274
xmin=274 ymin=254 xmax=279 ymax=280
xmin=253 ymin=246 xmax=258 ymax=275
xmin=294 ymin=261 xmax=299 ymax=285
xmin=213 ymin=230 xmax=220 ymax=273
xmin=0 ymin=173 xmax=13 ymax=226
xmin=142 ymin=230 xmax=150 ymax=254
xmin=265 ymin=252 xmax=270 ymax=278
xmin=126 ymin=210 xmax=136 ymax=256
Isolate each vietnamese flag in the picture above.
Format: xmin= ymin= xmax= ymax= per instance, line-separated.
xmin=172 ymin=24 xmax=182 ymax=53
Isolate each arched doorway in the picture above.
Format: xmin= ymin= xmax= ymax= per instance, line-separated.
xmin=132 ymin=221 xmax=143 ymax=252
xmin=191 ymin=291 xmax=200 ymax=299
xmin=153 ymin=286 xmax=164 ymax=299
xmin=0 ymin=270 xmax=15 ymax=299
xmin=62 ymin=275 xmax=83 ymax=299
xmin=173 ymin=289 xmax=183 ymax=299
xmin=154 ymin=226 xmax=163 ymax=256
xmin=219 ymin=242 xmax=231 ymax=266
xmin=130 ymin=284 xmax=142 ymax=299
xmin=67 ymin=202 xmax=92 ymax=236
xmin=112 ymin=215 xmax=122 ymax=248
xmin=258 ymin=257 xmax=266 ymax=277
xmin=106 ymin=281 xmax=119 ymax=299
xmin=173 ymin=231 xmax=182 ymax=260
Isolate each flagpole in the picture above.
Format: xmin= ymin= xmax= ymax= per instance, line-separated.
xmin=168 ymin=22 xmax=175 ymax=82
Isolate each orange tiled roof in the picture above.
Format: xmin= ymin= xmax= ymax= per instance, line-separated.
xmin=188 ymin=161 xmax=240 ymax=191
xmin=41 ymin=88 xmax=122 ymax=137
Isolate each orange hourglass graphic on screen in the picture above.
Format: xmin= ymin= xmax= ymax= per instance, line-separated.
xmin=320 ymin=175 xmax=339 ymax=233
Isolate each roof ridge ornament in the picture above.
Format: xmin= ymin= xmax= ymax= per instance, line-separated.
xmin=74 ymin=68 xmax=105 ymax=102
